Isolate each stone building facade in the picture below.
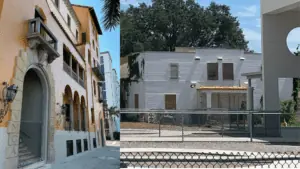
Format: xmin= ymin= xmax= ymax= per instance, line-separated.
xmin=0 ymin=0 xmax=106 ymax=168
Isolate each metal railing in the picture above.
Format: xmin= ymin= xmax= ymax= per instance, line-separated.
xmin=63 ymin=61 xmax=85 ymax=88
xmin=28 ymin=18 xmax=57 ymax=50
xmin=120 ymin=109 xmax=286 ymax=141
xmin=120 ymin=151 xmax=300 ymax=168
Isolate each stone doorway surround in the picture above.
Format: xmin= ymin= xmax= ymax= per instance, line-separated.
xmin=4 ymin=49 xmax=56 ymax=169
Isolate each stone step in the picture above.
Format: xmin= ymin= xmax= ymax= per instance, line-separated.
xmin=19 ymin=154 xmax=36 ymax=162
xmin=19 ymin=150 xmax=31 ymax=157
xmin=18 ymin=157 xmax=41 ymax=168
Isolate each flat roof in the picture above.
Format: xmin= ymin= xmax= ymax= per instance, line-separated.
xmin=241 ymin=71 xmax=262 ymax=79
xmin=198 ymin=86 xmax=247 ymax=90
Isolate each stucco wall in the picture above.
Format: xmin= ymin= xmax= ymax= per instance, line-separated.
xmin=261 ymin=0 xmax=300 ymax=14
xmin=127 ymin=50 xmax=293 ymax=110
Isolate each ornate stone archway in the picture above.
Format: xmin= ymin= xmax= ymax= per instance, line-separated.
xmin=4 ymin=49 xmax=56 ymax=168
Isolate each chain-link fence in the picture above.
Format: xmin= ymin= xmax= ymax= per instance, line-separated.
xmin=120 ymin=109 xmax=287 ymax=141
xmin=120 ymin=151 xmax=300 ymax=168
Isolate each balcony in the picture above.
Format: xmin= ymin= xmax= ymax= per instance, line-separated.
xmin=63 ymin=62 xmax=85 ymax=88
xmin=27 ymin=18 xmax=59 ymax=64
xmin=92 ymin=64 xmax=105 ymax=81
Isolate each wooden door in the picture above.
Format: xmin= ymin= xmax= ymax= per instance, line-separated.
xmin=165 ymin=94 xmax=176 ymax=110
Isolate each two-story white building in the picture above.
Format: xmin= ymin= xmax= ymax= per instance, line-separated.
xmin=125 ymin=48 xmax=292 ymax=124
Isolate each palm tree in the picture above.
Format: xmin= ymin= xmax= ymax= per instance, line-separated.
xmin=102 ymin=0 xmax=120 ymax=31
xmin=108 ymin=106 xmax=119 ymax=116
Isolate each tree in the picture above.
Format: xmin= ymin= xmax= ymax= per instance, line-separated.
xmin=280 ymin=100 xmax=296 ymax=125
xmin=121 ymin=0 xmax=250 ymax=57
xmin=102 ymin=0 xmax=120 ymax=31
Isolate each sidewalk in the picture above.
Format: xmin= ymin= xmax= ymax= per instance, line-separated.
xmin=51 ymin=146 xmax=120 ymax=169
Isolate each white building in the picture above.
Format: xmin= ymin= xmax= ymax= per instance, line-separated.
xmin=112 ymin=69 xmax=120 ymax=109
xmin=100 ymin=51 xmax=113 ymax=107
xmin=125 ymin=48 xmax=292 ymax=114
xmin=261 ymin=0 xmax=300 ymax=136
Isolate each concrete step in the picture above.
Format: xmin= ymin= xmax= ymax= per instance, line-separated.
xmin=19 ymin=154 xmax=37 ymax=162
xmin=19 ymin=150 xmax=31 ymax=157
xmin=18 ymin=157 xmax=41 ymax=168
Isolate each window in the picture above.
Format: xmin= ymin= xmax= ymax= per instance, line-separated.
xmin=76 ymin=139 xmax=82 ymax=153
xmin=100 ymin=56 xmax=104 ymax=64
xmin=76 ymin=30 xmax=78 ymax=40
xmin=63 ymin=45 xmax=70 ymax=65
xmin=93 ymin=138 xmax=96 ymax=148
xmin=82 ymin=32 xmax=87 ymax=44
xmin=207 ymin=63 xmax=218 ymax=80
xmin=93 ymin=59 xmax=96 ymax=67
xmin=102 ymin=82 xmax=106 ymax=90
xmin=88 ymin=50 xmax=91 ymax=65
xmin=165 ymin=94 xmax=176 ymax=110
xmin=67 ymin=15 xmax=71 ymax=27
xmin=100 ymin=65 xmax=105 ymax=74
xmin=55 ymin=0 xmax=59 ymax=8
xmin=65 ymin=104 xmax=70 ymax=122
xmin=96 ymin=48 xmax=99 ymax=57
xmin=222 ymin=63 xmax=234 ymax=80
xmin=93 ymin=80 xmax=96 ymax=95
xmin=170 ymin=63 xmax=179 ymax=79
xmin=92 ymin=40 xmax=95 ymax=49
xmin=134 ymin=94 xmax=139 ymax=109
xmin=102 ymin=91 xmax=107 ymax=100
xmin=83 ymin=139 xmax=88 ymax=151
xmin=66 ymin=140 xmax=73 ymax=157
xmin=91 ymin=108 xmax=95 ymax=123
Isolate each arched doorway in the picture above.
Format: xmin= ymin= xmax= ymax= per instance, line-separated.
xmin=80 ymin=96 xmax=86 ymax=131
xmin=63 ymin=85 xmax=72 ymax=130
xmin=73 ymin=92 xmax=80 ymax=131
xmin=18 ymin=67 xmax=49 ymax=167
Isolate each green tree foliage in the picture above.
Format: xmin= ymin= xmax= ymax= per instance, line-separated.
xmin=102 ymin=0 xmax=120 ymax=31
xmin=280 ymin=100 xmax=296 ymax=124
xmin=121 ymin=0 xmax=250 ymax=57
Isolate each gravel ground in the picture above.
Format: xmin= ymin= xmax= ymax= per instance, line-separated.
xmin=121 ymin=141 xmax=300 ymax=152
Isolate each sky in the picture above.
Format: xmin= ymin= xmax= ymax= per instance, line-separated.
xmin=71 ymin=0 xmax=120 ymax=79
xmin=120 ymin=0 xmax=300 ymax=53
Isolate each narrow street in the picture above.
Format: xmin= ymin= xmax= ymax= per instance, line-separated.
xmin=52 ymin=142 xmax=120 ymax=169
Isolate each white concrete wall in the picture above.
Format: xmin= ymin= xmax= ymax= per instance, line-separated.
xmin=261 ymin=0 xmax=300 ymax=14
xmin=127 ymin=49 xmax=293 ymax=110
xmin=101 ymin=52 xmax=114 ymax=108
xmin=54 ymin=131 xmax=91 ymax=164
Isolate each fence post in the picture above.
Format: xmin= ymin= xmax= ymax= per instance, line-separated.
xmin=181 ymin=112 xmax=184 ymax=142
xmin=158 ymin=113 xmax=161 ymax=137
xmin=249 ymin=111 xmax=253 ymax=142
xmin=221 ymin=114 xmax=224 ymax=137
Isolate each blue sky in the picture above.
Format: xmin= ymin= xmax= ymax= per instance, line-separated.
xmin=121 ymin=0 xmax=300 ymax=53
xmin=71 ymin=0 xmax=120 ymax=79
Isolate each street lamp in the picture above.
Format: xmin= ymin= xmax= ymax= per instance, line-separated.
xmin=0 ymin=82 xmax=18 ymax=123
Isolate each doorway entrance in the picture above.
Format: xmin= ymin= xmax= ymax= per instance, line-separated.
xmin=18 ymin=68 xmax=49 ymax=167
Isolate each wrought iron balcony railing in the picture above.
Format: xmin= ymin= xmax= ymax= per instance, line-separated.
xmin=92 ymin=64 xmax=105 ymax=80
xmin=27 ymin=18 xmax=59 ymax=64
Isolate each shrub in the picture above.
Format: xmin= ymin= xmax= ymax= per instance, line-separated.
xmin=280 ymin=100 xmax=296 ymax=124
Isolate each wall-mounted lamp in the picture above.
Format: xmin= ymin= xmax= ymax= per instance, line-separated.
xmin=217 ymin=56 xmax=223 ymax=60
xmin=0 ymin=82 xmax=18 ymax=123
xmin=240 ymin=57 xmax=245 ymax=60
xmin=194 ymin=56 xmax=201 ymax=61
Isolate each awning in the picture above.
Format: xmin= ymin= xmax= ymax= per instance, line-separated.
xmin=198 ymin=86 xmax=247 ymax=90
